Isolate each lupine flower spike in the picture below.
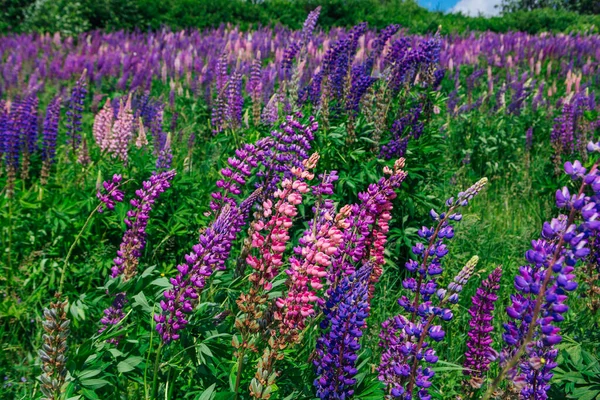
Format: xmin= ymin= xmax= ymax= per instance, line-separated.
xmin=378 ymin=177 xmax=487 ymax=399
xmin=39 ymin=295 xmax=70 ymax=400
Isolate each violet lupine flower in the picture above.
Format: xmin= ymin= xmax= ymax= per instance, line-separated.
xmin=380 ymin=107 xmax=423 ymax=160
xmin=497 ymin=160 xmax=600 ymax=399
xmin=98 ymin=292 xmax=127 ymax=340
xmin=314 ymin=264 xmax=371 ymax=400
xmin=463 ymin=267 xmax=502 ymax=387
xmin=66 ymin=72 xmax=87 ymax=153
xmin=97 ymin=174 xmax=125 ymax=213
xmin=94 ymin=99 xmax=113 ymax=151
xmin=41 ymin=96 xmax=60 ymax=164
xmin=300 ymin=6 xmax=321 ymax=46
xmin=378 ymin=179 xmax=487 ymax=399
xmin=156 ymin=189 xmax=261 ymax=343
xmin=226 ymin=72 xmax=243 ymax=129
xmin=525 ymin=127 xmax=533 ymax=152
xmin=379 ymin=256 xmax=479 ymax=400
xmin=155 ymin=132 xmax=172 ymax=171
xmin=20 ymin=94 xmax=39 ymax=157
xmin=110 ymin=169 xmax=176 ymax=281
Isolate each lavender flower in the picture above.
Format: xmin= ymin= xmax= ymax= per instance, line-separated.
xmin=463 ymin=267 xmax=502 ymax=387
xmin=41 ymin=97 xmax=60 ymax=164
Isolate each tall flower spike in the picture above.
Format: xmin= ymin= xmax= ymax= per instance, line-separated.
xmin=41 ymin=96 xmax=60 ymax=185
xmin=110 ymin=94 xmax=134 ymax=163
xmin=463 ymin=267 xmax=502 ymax=389
xmin=66 ymin=71 xmax=87 ymax=154
xmin=156 ymin=189 xmax=261 ymax=343
xmin=314 ymin=264 xmax=372 ymax=400
xmin=94 ymin=99 xmax=113 ymax=151
xmin=39 ymin=295 xmax=70 ymax=400
xmin=110 ymin=169 xmax=176 ymax=281
xmin=378 ymin=178 xmax=487 ymax=399
xmin=97 ymin=174 xmax=125 ymax=213
xmin=484 ymin=161 xmax=600 ymax=400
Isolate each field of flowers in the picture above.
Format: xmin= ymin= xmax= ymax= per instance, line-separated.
xmin=1 ymin=7 xmax=599 ymax=400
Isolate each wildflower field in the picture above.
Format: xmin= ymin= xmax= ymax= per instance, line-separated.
xmin=1 ymin=7 xmax=600 ymax=400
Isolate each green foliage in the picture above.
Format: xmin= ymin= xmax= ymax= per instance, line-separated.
xmin=2 ymin=0 xmax=600 ymax=35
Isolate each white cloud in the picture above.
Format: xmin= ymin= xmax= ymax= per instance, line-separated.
xmin=451 ymin=0 xmax=502 ymax=16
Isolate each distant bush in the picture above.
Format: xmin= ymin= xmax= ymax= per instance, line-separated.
xmin=1 ymin=0 xmax=599 ymax=35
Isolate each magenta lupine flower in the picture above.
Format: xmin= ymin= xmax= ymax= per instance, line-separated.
xmin=155 ymin=190 xmax=261 ymax=343
xmin=94 ymin=99 xmax=113 ymax=151
xmin=110 ymin=169 xmax=176 ymax=281
xmin=328 ymin=159 xmax=407 ymax=290
xmin=463 ymin=267 xmax=502 ymax=385
xmin=497 ymin=158 xmax=600 ymax=399
xmin=97 ymin=174 xmax=125 ymax=213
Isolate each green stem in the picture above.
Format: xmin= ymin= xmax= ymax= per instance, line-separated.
xmin=234 ymin=346 xmax=246 ymax=400
xmin=152 ymin=343 xmax=163 ymax=399
xmin=57 ymin=204 xmax=100 ymax=294
xmin=6 ymin=198 xmax=13 ymax=287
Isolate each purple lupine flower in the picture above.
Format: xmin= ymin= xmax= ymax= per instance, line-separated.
xmin=41 ymin=96 xmax=60 ymax=163
xmin=378 ymin=179 xmax=487 ymax=399
xmin=314 ymin=264 xmax=371 ymax=400
xmin=463 ymin=267 xmax=502 ymax=385
xmin=20 ymin=94 xmax=39 ymax=157
xmin=97 ymin=174 xmax=125 ymax=213
xmin=110 ymin=170 xmax=176 ymax=281
xmin=328 ymin=159 xmax=407 ymax=289
xmin=98 ymin=292 xmax=127 ymax=342
xmin=226 ymin=72 xmax=243 ymax=129
xmin=156 ymin=132 xmax=173 ymax=171
xmin=300 ymin=6 xmax=321 ymax=46
xmin=380 ymin=107 xmax=423 ymax=160
xmin=496 ymin=160 xmax=600 ymax=399
xmin=156 ymin=190 xmax=260 ymax=343
xmin=525 ymin=127 xmax=533 ymax=152
xmin=65 ymin=72 xmax=87 ymax=153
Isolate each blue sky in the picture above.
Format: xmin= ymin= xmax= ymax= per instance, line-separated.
xmin=418 ymin=0 xmax=502 ymax=15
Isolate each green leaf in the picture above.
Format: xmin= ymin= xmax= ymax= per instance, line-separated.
xmin=117 ymin=356 xmax=144 ymax=374
xmin=132 ymin=292 xmax=151 ymax=313
xmin=198 ymin=383 xmax=216 ymax=400
xmin=80 ymin=378 xmax=110 ymax=389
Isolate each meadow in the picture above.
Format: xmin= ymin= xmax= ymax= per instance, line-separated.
xmin=0 ymin=7 xmax=599 ymax=400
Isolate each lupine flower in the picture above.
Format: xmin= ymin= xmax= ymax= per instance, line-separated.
xmin=66 ymin=72 xmax=87 ymax=154
xmin=328 ymin=158 xmax=407 ymax=288
xmin=135 ymin=117 xmax=148 ymax=149
xmin=97 ymin=174 xmax=125 ymax=213
xmin=40 ymin=96 xmax=60 ymax=184
xmin=463 ymin=267 xmax=502 ymax=388
xmin=156 ymin=189 xmax=261 ymax=343
xmin=39 ymin=295 xmax=70 ymax=400
xmin=300 ymin=6 xmax=321 ymax=46
xmin=76 ymin=138 xmax=90 ymax=166
xmin=275 ymin=172 xmax=344 ymax=334
xmin=93 ymin=99 xmax=113 ymax=150
xmin=314 ymin=264 xmax=371 ymax=400
xmin=156 ymin=132 xmax=173 ymax=171
xmin=378 ymin=179 xmax=487 ymax=399
xmin=98 ymin=292 xmax=127 ymax=341
xmin=109 ymin=94 xmax=134 ymax=162
xmin=110 ymin=169 xmax=176 ymax=281
xmin=496 ymin=160 xmax=600 ymax=399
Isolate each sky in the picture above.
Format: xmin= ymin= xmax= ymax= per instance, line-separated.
xmin=418 ymin=0 xmax=502 ymax=16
